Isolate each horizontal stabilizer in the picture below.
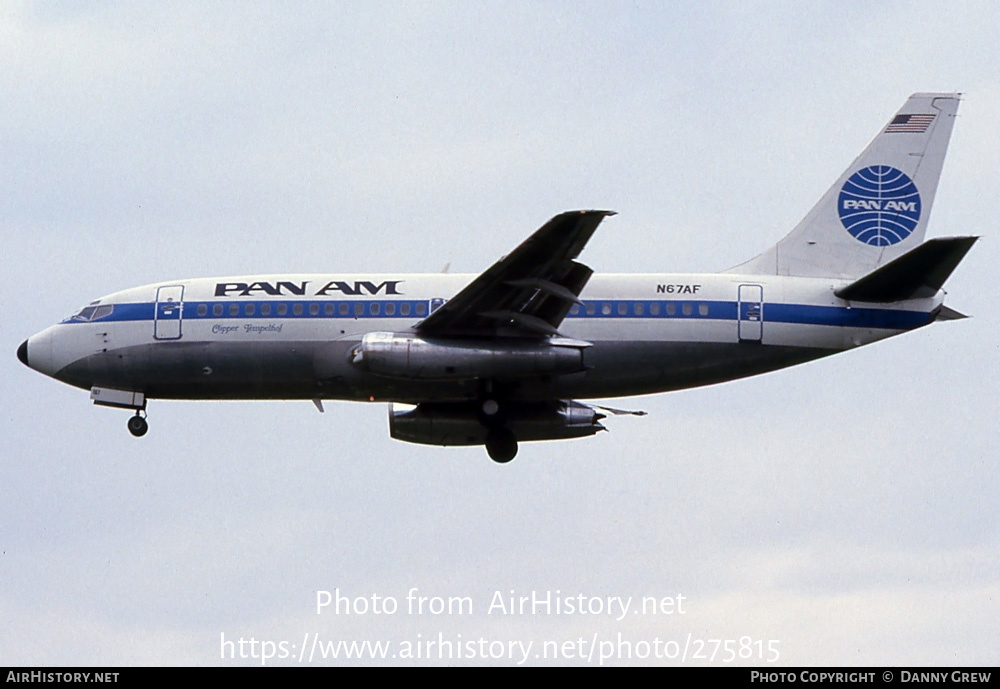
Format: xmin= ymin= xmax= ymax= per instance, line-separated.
xmin=835 ymin=236 xmax=978 ymax=302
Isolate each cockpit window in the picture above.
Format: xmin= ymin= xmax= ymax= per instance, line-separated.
xmin=74 ymin=306 xmax=99 ymax=321
xmin=70 ymin=304 xmax=114 ymax=322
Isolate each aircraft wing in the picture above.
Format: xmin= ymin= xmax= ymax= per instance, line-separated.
xmin=415 ymin=210 xmax=615 ymax=337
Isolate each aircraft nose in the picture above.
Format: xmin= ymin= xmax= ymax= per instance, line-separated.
xmin=17 ymin=339 xmax=28 ymax=367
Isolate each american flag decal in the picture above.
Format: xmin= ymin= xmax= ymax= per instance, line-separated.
xmin=885 ymin=113 xmax=936 ymax=133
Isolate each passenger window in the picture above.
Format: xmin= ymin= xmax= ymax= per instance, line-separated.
xmin=310 ymin=303 xmax=319 ymax=316
xmin=339 ymin=303 xmax=349 ymax=316
xmin=197 ymin=304 xmax=208 ymax=317
xmin=416 ymin=302 xmax=427 ymax=316
xmin=246 ymin=303 xmax=255 ymax=316
xmin=213 ymin=304 xmax=223 ymax=317
xmin=698 ymin=303 xmax=709 ymax=316
xmin=385 ymin=303 xmax=395 ymax=316
xmin=601 ymin=303 xmax=612 ymax=316
xmin=400 ymin=303 xmax=411 ymax=316
xmin=634 ymin=302 xmax=644 ymax=316
xmin=261 ymin=303 xmax=271 ymax=316
xmin=325 ymin=303 xmax=335 ymax=316
xmin=229 ymin=304 xmax=239 ymax=316
xmin=371 ymin=303 xmax=380 ymax=316
xmin=617 ymin=302 xmax=627 ymax=316
xmin=586 ymin=303 xmax=596 ymax=316
xmin=293 ymin=303 xmax=303 ymax=316
xmin=665 ymin=303 xmax=676 ymax=316
xmin=354 ymin=303 xmax=364 ymax=317
xmin=682 ymin=303 xmax=692 ymax=316
xmin=570 ymin=304 xmax=580 ymax=316
xmin=650 ymin=303 xmax=660 ymax=316
xmin=277 ymin=304 xmax=287 ymax=316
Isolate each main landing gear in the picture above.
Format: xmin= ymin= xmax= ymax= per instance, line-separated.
xmin=485 ymin=427 xmax=517 ymax=463
xmin=127 ymin=412 xmax=148 ymax=437
xmin=480 ymin=397 xmax=517 ymax=463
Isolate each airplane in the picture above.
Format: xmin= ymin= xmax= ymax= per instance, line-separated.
xmin=17 ymin=92 xmax=977 ymax=462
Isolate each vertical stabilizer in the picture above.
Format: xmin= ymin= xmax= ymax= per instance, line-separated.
xmin=730 ymin=93 xmax=960 ymax=279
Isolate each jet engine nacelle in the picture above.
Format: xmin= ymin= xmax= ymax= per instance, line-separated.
xmin=388 ymin=400 xmax=606 ymax=446
xmin=352 ymin=332 xmax=587 ymax=381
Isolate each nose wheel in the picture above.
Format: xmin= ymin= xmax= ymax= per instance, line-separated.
xmin=127 ymin=413 xmax=148 ymax=437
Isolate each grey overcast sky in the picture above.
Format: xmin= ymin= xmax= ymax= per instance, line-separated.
xmin=2 ymin=1 xmax=998 ymax=666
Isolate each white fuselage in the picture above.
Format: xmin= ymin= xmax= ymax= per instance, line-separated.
xmin=23 ymin=271 xmax=941 ymax=404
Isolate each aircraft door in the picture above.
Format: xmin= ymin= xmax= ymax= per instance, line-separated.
xmin=154 ymin=285 xmax=185 ymax=340
xmin=738 ymin=284 xmax=763 ymax=343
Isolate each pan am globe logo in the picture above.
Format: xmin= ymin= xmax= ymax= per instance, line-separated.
xmin=838 ymin=166 xmax=921 ymax=246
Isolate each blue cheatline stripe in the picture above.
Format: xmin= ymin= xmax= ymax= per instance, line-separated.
xmin=183 ymin=299 xmax=432 ymax=320
xmin=569 ymin=300 xmax=738 ymax=320
xmin=61 ymin=302 xmax=154 ymax=324
xmin=763 ymin=303 xmax=931 ymax=330
xmin=566 ymin=299 xmax=931 ymax=329
xmin=59 ymin=298 xmax=933 ymax=331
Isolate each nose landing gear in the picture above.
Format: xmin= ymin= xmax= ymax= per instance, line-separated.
xmin=127 ymin=413 xmax=148 ymax=437
xmin=89 ymin=387 xmax=149 ymax=437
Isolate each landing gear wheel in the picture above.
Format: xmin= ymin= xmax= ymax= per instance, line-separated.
xmin=127 ymin=414 xmax=148 ymax=437
xmin=485 ymin=428 xmax=517 ymax=464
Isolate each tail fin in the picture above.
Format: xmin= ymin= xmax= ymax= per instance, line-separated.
xmin=730 ymin=93 xmax=960 ymax=279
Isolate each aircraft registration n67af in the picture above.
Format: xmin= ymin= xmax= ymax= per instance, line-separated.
xmin=18 ymin=93 xmax=976 ymax=462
